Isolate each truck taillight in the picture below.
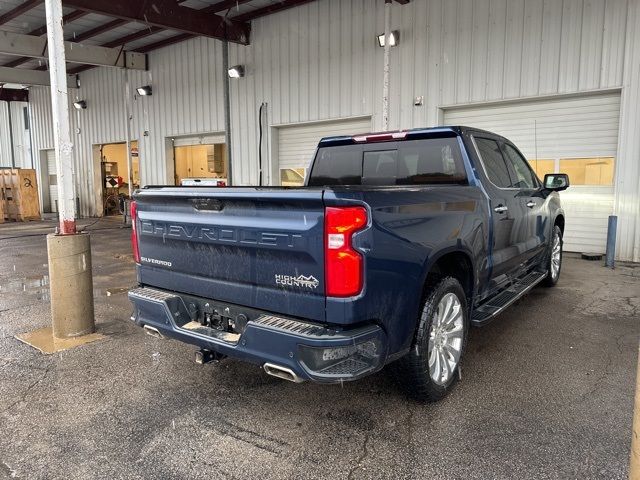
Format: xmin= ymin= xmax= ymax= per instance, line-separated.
xmin=130 ymin=200 xmax=141 ymax=264
xmin=325 ymin=206 xmax=367 ymax=297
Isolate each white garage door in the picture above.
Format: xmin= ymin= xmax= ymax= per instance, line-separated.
xmin=277 ymin=117 xmax=371 ymax=185
xmin=444 ymin=92 xmax=620 ymax=253
xmin=46 ymin=149 xmax=57 ymax=213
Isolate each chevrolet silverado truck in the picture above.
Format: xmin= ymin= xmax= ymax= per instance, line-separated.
xmin=128 ymin=126 xmax=569 ymax=402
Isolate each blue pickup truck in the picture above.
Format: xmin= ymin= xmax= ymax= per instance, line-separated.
xmin=128 ymin=126 xmax=569 ymax=402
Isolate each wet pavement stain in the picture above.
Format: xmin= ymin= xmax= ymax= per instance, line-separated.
xmin=0 ymin=275 xmax=50 ymax=301
xmin=15 ymin=326 xmax=107 ymax=354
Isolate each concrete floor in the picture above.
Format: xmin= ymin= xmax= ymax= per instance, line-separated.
xmin=0 ymin=217 xmax=638 ymax=479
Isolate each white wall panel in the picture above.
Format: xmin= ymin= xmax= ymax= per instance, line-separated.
xmin=444 ymin=92 xmax=621 ymax=159
xmin=560 ymin=186 xmax=615 ymax=253
xmin=614 ymin=0 xmax=640 ymax=262
xmin=25 ymin=0 xmax=638 ymax=259
xmin=0 ymin=101 xmax=30 ymax=168
xmin=539 ymin=0 xmax=563 ymax=95
xmin=10 ymin=101 xmax=30 ymax=168
xmin=0 ymin=102 xmax=11 ymax=166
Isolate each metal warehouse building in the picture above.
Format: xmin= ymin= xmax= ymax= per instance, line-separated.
xmin=0 ymin=0 xmax=639 ymax=261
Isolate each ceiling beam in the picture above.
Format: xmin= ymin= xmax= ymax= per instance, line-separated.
xmin=232 ymin=0 xmax=315 ymax=22
xmin=61 ymin=0 xmax=250 ymax=44
xmin=132 ymin=32 xmax=193 ymax=54
xmin=0 ymin=86 xmax=28 ymax=102
xmin=26 ymin=9 xmax=88 ymax=37
xmin=0 ymin=66 xmax=77 ymax=88
xmin=0 ymin=30 xmax=147 ymax=69
xmin=101 ymin=26 xmax=164 ymax=49
xmin=66 ymin=1 xmax=256 ymax=75
xmin=68 ymin=30 xmax=199 ymax=74
xmin=0 ymin=0 xmax=41 ymax=27
xmin=70 ymin=18 xmax=128 ymax=43
xmin=208 ymin=0 xmax=253 ymax=14
xmin=3 ymin=10 xmax=89 ymax=68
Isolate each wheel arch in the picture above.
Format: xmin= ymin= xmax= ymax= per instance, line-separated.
xmin=422 ymin=247 xmax=476 ymax=305
xmin=554 ymin=213 xmax=565 ymax=234
xmin=404 ymin=249 xmax=475 ymax=363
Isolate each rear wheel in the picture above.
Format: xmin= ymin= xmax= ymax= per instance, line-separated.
xmin=543 ymin=225 xmax=563 ymax=287
xmin=396 ymin=276 xmax=468 ymax=402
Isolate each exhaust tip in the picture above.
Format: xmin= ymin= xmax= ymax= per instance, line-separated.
xmin=263 ymin=363 xmax=304 ymax=383
xmin=143 ymin=325 xmax=164 ymax=339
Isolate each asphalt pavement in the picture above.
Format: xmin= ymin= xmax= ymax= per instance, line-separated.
xmin=0 ymin=217 xmax=638 ymax=479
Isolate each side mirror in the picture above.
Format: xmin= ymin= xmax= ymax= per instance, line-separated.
xmin=543 ymin=173 xmax=569 ymax=191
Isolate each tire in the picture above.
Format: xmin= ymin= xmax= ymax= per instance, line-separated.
xmin=395 ymin=276 xmax=469 ymax=402
xmin=543 ymin=225 xmax=563 ymax=287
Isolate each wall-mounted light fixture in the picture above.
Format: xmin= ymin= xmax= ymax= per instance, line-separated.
xmin=73 ymin=100 xmax=87 ymax=110
xmin=227 ymin=65 xmax=245 ymax=78
xmin=136 ymin=85 xmax=152 ymax=96
xmin=377 ymin=30 xmax=400 ymax=47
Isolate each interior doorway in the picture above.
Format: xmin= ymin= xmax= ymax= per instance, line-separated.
xmin=172 ymin=135 xmax=227 ymax=185
xmin=92 ymin=141 xmax=139 ymax=216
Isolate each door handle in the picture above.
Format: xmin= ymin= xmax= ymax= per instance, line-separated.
xmin=494 ymin=205 xmax=508 ymax=213
xmin=526 ymin=201 xmax=536 ymax=208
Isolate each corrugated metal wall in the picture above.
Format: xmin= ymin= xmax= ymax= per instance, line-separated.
xmin=0 ymin=100 xmax=30 ymax=168
xmin=26 ymin=0 xmax=640 ymax=260
xmin=614 ymin=0 xmax=640 ymax=261
xmin=13 ymin=102 xmax=31 ymax=168
xmin=0 ymin=102 xmax=11 ymax=166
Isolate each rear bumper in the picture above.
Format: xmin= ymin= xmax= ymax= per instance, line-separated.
xmin=128 ymin=286 xmax=387 ymax=383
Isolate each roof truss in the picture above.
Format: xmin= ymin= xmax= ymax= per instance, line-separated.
xmin=61 ymin=0 xmax=250 ymax=44
xmin=0 ymin=30 xmax=147 ymax=69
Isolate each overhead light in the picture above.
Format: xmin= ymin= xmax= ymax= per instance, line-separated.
xmin=227 ymin=65 xmax=245 ymax=78
xmin=73 ymin=100 xmax=87 ymax=110
xmin=136 ymin=85 xmax=152 ymax=96
xmin=377 ymin=30 xmax=399 ymax=47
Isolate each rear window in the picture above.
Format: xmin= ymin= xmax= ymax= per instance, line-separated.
xmin=308 ymin=137 xmax=467 ymax=186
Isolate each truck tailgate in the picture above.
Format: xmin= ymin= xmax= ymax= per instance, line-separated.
xmin=134 ymin=188 xmax=326 ymax=322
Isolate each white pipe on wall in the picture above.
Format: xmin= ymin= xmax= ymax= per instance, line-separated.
xmin=382 ymin=0 xmax=391 ymax=131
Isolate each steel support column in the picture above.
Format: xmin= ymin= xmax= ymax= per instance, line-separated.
xmin=45 ymin=0 xmax=76 ymax=234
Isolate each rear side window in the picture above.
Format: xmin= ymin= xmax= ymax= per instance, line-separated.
xmin=474 ymin=137 xmax=512 ymax=188
xmin=308 ymin=147 xmax=362 ymax=186
xmin=308 ymin=137 xmax=467 ymax=186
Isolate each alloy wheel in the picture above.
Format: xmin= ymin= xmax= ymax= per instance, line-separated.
xmin=428 ymin=293 xmax=464 ymax=385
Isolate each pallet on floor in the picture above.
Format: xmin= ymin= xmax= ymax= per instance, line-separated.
xmin=1 ymin=169 xmax=41 ymax=222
